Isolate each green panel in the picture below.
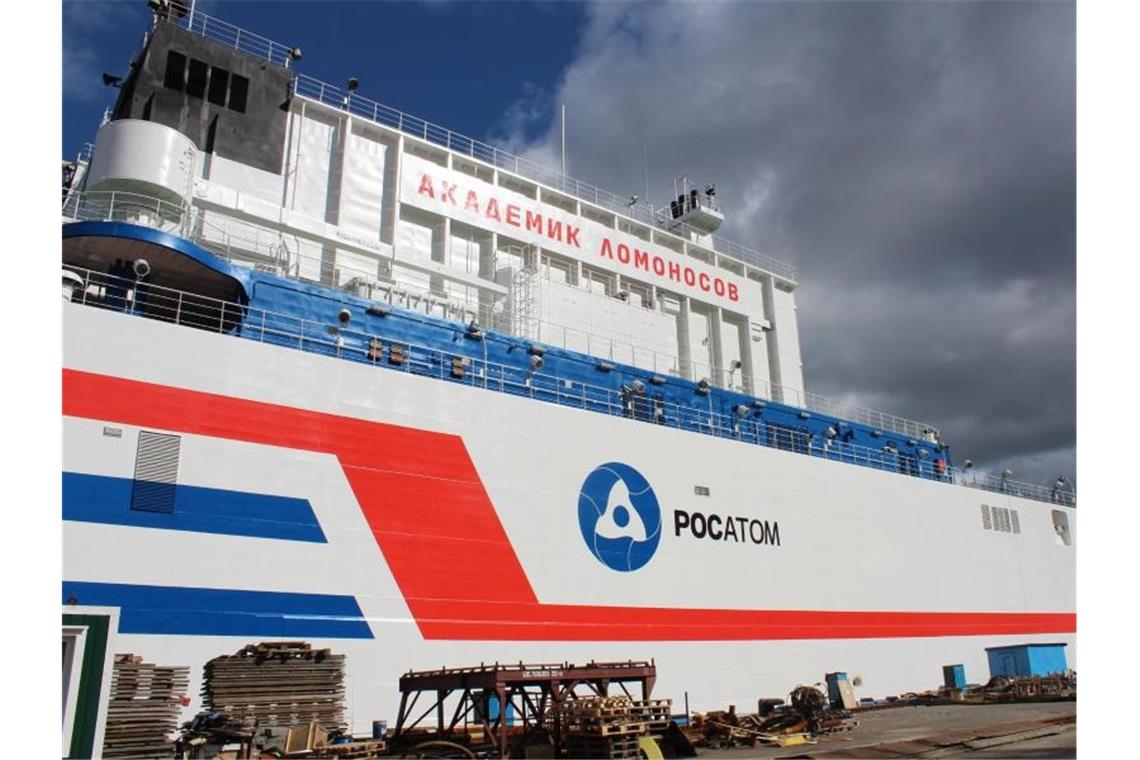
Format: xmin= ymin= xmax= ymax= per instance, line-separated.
xmin=63 ymin=613 xmax=110 ymax=760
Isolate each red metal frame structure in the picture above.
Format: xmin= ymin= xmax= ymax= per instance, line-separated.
xmin=391 ymin=660 xmax=657 ymax=758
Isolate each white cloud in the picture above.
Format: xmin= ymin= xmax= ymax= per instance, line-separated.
xmin=496 ymin=0 xmax=1075 ymax=484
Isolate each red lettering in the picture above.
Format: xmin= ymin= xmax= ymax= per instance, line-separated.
xmin=600 ymin=238 xmax=615 ymax=259
xmin=417 ymin=174 xmax=435 ymax=199
xmin=634 ymin=249 xmax=649 ymax=270
xmin=440 ymin=181 xmax=458 ymax=205
xmin=506 ymin=204 xmax=521 ymax=227
xmin=617 ymin=243 xmax=631 ymax=264
xmin=566 ymin=225 xmax=581 ymax=248
xmin=547 ymin=219 xmax=562 ymax=242
xmin=698 ymin=272 xmax=711 ymax=291
xmin=464 ymin=190 xmax=480 ymax=213
xmin=684 ymin=267 xmax=696 ymax=287
xmin=652 ymin=256 xmax=666 ymax=276
xmin=714 ymin=278 xmax=726 ymax=297
xmin=485 ymin=198 xmax=501 ymax=222
xmin=525 ymin=210 xmax=543 ymax=234
xmin=668 ymin=262 xmax=681 ymax=281
xmin=728 ymin=283 xmax=739 ymax=302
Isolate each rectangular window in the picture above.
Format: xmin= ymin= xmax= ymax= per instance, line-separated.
xmin=228 ymin=74 xmax=249 ymax=113
xmin=207 ymin=66 xmax=229 ymax=106
xmin=186 ymin=58 xmax=208 ymax=99
xmin=163 ymin=50 xmax=186 ymax=91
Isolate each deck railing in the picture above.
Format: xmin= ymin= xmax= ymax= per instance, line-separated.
xmin=61 ymin=189 xmax=941 ymax=441
xmin=168 ymin=3 xmax=296 ymax=67
xmin=60 ymin=266 xmax=1075 ymax=508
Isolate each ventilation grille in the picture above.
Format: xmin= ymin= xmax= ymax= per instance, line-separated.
xmin=982 ymin=504 xmax=1020 ymax=535
xmin=130 ymin=431 xmax=181 ymax=514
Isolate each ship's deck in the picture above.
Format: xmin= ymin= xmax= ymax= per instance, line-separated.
xmin=61 ymin=263 xmax=1074 ymax=507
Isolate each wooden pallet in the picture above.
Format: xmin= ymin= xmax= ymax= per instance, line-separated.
xmin=563 ymin=721 xmax=646 ymax=736
xmin=102 ymin=654 xmax=189 ymax=760
xmin=202 ymin=641 xmax=347 ymax=731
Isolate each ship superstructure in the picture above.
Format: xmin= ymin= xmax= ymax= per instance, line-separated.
xmin=61 ymin=4 xmax=1075 ymax=757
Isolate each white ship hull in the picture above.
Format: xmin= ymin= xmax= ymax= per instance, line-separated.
xmin=63 ymin=303 xmax=1076 ymax=733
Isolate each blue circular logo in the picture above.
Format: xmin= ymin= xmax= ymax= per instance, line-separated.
xmin=578 ymin=463 xmax=661 ymax=572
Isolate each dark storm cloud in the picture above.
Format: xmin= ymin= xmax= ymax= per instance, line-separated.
xmin=502 ymin=1 xmax=1075 ymax=484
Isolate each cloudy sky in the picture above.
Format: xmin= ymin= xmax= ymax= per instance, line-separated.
xmin=62 ymin=0 xmax=1075 ymax=488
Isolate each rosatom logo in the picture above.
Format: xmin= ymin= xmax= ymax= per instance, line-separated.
xmin=578 ymin=463 xmax=662 ymax=572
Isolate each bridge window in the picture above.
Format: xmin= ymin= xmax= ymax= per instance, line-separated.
xmin=229 ymin=74 xmax=249 ymax=113
xmin=207 ymin=66 xmax=229 ymax=106
xmin=186 ymin=58 xmax=208 ymax=99
xmin=163 ymin=50 xmax=186 ymax=91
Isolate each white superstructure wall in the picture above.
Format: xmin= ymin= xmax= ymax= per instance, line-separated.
xmin=175 ymin=101 xmax=806 ymax=397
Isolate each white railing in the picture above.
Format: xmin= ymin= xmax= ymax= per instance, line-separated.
xmin=62 ymin=189 xmax=939 ymax=439
xmin=167 ymin=3 xmax=295 ymax=68
xmin=59 ymin=266 xmax=1075 ymax=508
xmin=290 ymin=74 xmax=798 ymax=283
xmin=769 ymin=385 xmax=937 ymax=441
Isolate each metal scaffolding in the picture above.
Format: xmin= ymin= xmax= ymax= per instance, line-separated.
xmin=391 ymin=660 xmax=657 ymax=758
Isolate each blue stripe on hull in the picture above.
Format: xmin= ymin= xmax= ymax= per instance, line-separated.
xmin=63 ymin=472 xmax=327 ymax=543
xmin=61 ymin=581 xmax=373 ymax=638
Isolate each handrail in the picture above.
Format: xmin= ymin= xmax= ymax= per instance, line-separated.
xmin=61 ymin=189 xmax=939 ymax=440
xmin=291 ymin=74 xmax=798 ymax=283
xmin=167 ymin=3 xmax=295 ymax=68
xmin=60 ymin=266 xmax=1075 ymax=508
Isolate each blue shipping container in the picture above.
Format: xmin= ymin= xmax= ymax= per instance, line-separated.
xmin=985 ymin=643 xmax=1068 ymax=678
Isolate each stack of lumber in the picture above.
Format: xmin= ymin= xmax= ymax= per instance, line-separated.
xmin=559 ymin=696 xmax=646 ymax=759
xmin=102 ymin=654 xmax=189 ymax=759
xmin=202 ymin=641 xmax=346 ymax=732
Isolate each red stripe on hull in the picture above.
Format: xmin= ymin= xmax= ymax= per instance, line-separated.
xmin=63 ymin=369 xmax=1076 ymax=641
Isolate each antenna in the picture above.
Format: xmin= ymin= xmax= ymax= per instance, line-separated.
xmin=642 ymin=139 xmax=649 ymax=209
xmin=560 ymin=103 xmax=566 ymax=177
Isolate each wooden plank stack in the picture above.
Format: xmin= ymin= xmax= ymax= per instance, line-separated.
xmin=558 ymin=696 xmax=653 ymax=759
xmin=102 ymin=654 xmax=189 ymax=759
xmin=202 ymin=641 xmax=347 ymax=732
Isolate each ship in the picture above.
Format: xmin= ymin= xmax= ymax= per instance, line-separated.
xmin=61 ymin=3 xmax=1075 ymax=757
